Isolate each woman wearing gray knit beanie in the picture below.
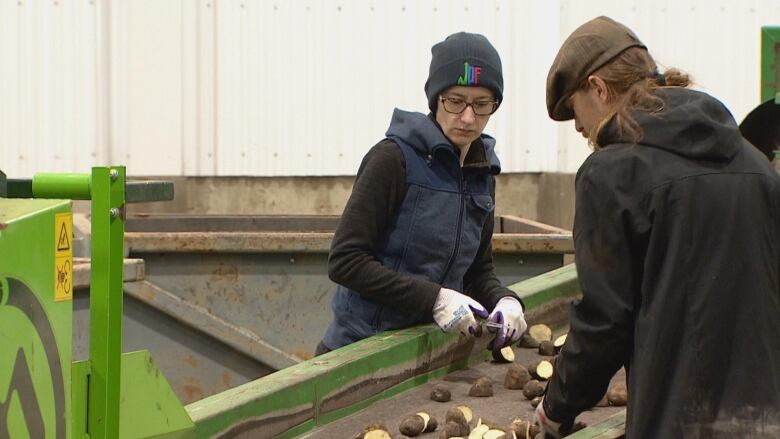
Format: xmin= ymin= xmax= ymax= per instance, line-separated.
xmin=317 ymin=32 xmax=527 ymax=361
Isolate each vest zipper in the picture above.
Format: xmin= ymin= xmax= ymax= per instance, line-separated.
xmin=439 ymin=163 xmax=464 ymax=284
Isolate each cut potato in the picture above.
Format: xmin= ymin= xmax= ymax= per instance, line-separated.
xmin=457 ymin=405 xmax=473 ymax=424
xmin=528 ymin=360 xmax=554 ymax=380
xmin=468 ymin=424 xmax=490 ymax=439
xmin=528 ymin=324 xmax=552 ymax=343
xmin=439 ymin=420 xmax=469 ymax=439
xmin=483 ymin=429 xmax=506 ymax=439
xmin=399 ymin=415 xmax=426 ymax=437
xmin=492 ymin=345 xmax=515 ymax=363
xmin=553 ymin=334 xmax=567 ymax=350
xmin=445 ymin=406 xmax=470 ymax=430
xmin=399 ymin=411 xmax=437 ymax=436
xmin=364 ymin=429 xmax=392 ymax=439
xmin=508 ymin=418 xmax=539 ymax=438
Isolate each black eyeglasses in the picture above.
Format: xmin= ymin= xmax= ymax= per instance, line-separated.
xmin=439 ymin=96 xmax=499 ymax=116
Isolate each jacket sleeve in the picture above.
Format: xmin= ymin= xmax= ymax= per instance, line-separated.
xmin=327 ymin=140 xmax=442 ymax=314
xmin=543 ymin=154 xmax=649 ymax=423
xmin=463 ymin=176 xmax=523 ymax=311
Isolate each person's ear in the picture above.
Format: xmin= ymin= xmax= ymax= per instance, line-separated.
xmin=587 ymin=75 xmax=609 ymax=104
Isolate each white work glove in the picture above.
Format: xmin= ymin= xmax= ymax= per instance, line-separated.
xmin=486 ymin=296 xmax=527 ymax=355
xmin=432 ymin=288 xmax=489 ymax=336
xmin=535 ymin=398 xmax=583 ymax=438
xmin=534 ymin=398 xmax=564 ymax=439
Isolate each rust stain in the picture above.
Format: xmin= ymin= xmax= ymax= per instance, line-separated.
xmin=181 ymin=376 xmax=204 ymax=403
xmin=291 ymin=350 xmax=313 ymax=361
xmin=183 ymin=354 xmax=199 ymax=367
xmin=210 ymin=264 xmax=240 ymax=283
xmin=221 ymin=371 xmax=233 ymax=388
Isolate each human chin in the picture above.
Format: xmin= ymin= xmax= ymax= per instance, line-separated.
xmin=447 ymin=131 xmax=473 ymax=148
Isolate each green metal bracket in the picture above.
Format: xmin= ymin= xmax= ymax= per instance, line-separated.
xmin=88 ymin=166 xmax=125 ymax=438
xmin=73 ymin=351 xmax=195 ymax=438
xmin=761 ymin=26 xmax=780 ymax=103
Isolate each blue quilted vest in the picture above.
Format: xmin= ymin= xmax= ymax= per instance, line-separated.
xmin=322 ymin=109 xmax=500 ymax=350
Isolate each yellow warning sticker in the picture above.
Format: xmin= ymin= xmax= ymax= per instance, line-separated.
xmin=54 ymin=212 xmax=73 ymax=301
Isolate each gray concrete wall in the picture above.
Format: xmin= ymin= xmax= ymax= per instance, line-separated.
xmin=121 ymin=173 xmax=577 ymax=230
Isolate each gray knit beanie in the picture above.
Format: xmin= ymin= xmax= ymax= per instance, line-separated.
xmin=424 ymin=32 xmax=504 ymax=114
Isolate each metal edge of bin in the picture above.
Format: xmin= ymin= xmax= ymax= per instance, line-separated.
xmin=183 ymin=264 xmax=616 ymax=439
xmin=123 ymin=231 xmax=574 ymax=254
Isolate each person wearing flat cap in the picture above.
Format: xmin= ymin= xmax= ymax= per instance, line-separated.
xmin=317 ymin=32 xmax=527 ymax=358
xmin=534 ymin=16 xmax=780 ymax=438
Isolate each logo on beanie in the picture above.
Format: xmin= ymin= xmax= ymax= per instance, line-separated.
xmin=457 ymin=62 xmax=482 ymax=86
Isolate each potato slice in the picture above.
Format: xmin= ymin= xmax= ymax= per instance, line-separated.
xmin=364 ymin=430 xmax=392 ymax=439
xmin=493 ymin=345 xmax=516 ymax=363
xmin=528 ymin=324 xmax=552 ymax=343
xmin=528 ymin=360 xmax=554 ymax=380
xmin=468 ymin=424 xmax=490 ymax=439
xmin=483 ymin=429 xmax=506 ymax=439
xmin=553 ymin=334 xmax=567 ymax=349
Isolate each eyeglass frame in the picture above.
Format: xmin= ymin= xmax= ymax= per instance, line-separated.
xmin=439 ymin=95 xmax=499 ymax=116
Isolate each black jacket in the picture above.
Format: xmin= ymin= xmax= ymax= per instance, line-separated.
xmin=544 ymin=88 xmax=780 ymax=438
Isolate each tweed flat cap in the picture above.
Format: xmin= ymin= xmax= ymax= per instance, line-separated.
xmin=546 ymin=16 xmax=646 ymax=121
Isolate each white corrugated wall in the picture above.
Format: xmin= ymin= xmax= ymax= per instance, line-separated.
xmin=2 ymin=0 xmax=778 ymax=178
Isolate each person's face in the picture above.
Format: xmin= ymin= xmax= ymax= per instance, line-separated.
xmin=569 ymin=75 xmax=610 ymax=139
xmin=435 ymin=86 xmax=496 ymax=149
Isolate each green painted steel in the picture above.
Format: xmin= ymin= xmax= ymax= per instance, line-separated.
xmin=32 ymin=173 xmax=92 ymax=200
xmin=568 ymin=409 xmax=627 ymax=439
xmin=510 ymin=263 xmax=580 ymax=309
xmin=0 ymin=199 xmax=72 ymax=438
xmin=88 ymin=167 xmax=126 ymax=439
xmin=186 ymin=263 xmax=581 ymax=438
xmin=72 ymin=351 xmax=195 ymax=438
xmin=2 ymin=169 xmax=188 ymax=438
xmin=71 ymin=361 xmax=89 ymax=438
xmin=187 ymin=326 xmax=483 ymax=438
xmin=762 ymin=26 xmax=780 ymax=103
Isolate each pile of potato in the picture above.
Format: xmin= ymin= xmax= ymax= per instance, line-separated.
xmin=355 ymin=323 xmax=626 ymax=439
xmin=357 ymin=406 xmax=541 ymax=439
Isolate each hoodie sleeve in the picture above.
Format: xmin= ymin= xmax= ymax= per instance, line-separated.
xmin=463 ymin=176 xmax=523 ymax=311
xmin=543 ymin=153 xmax=649 ymax=423
xmin=328 ymin=140 xmax=442 ymax=314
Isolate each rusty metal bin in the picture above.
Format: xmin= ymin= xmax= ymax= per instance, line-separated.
xmin=73 ymin=214 xmax=573 ymax=404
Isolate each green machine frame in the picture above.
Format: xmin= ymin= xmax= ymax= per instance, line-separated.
xmin=761 ymin=26 xmax=780 ymax=104
xmin=761 ymin=26 xmax=780 ymax=164
xmin=1 ymin=167 xmax=191 ymax=438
